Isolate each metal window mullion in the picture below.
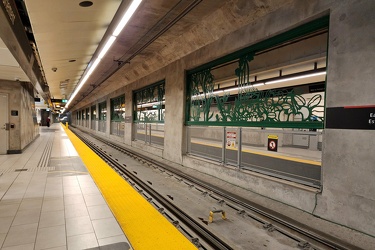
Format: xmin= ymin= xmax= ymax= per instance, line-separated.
xmin=187 ymin=126 xmax=191 ymax=154
xmin=149 ymin=124 xmax=152 ymax=144
xmin=237 ymin=127 xmax=242 ymax=168
xmin=144 ymin=123 xmax=147 ymax=143
xmin=222 ymin=126 xmax=226 ymax=164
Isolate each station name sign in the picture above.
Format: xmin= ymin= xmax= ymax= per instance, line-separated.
xmin=326 ymin=105 xmax=375 ymax=130
xmin=51 ymin=99 xmax=67 ymax=103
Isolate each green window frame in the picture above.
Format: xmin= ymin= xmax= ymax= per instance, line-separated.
xmin=133 ymin=80 xmax=165 ymax=123
xmin=185 ymin=16 xmax=329 ymax=129
xmin=110 ymin=95 xmax=125 ymax=121
xmin=98 ymin=101 xmax=107 ymax=121
xmin=91 ymin=105 xmax=96 ymax=120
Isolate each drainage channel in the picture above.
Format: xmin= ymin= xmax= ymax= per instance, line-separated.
xmin=72 ymin=127 xmax=355 ymax=250
xmin=72 ymin=128 xmax=233 ymax=250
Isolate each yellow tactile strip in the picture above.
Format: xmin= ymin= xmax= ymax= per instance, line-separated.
xmin=63 ymin=126 xmax=197 ymax=250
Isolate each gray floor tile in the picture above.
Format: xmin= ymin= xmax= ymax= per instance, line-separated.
xmin=0 ymin=216 xmax=13 ymax=234
xmin=92 ymin=218 xmax=124 ymax=239
xmin=0 ymin=204 xmax=19 ymax=218
xmin=46 ymin=178 xmax=63 ymax=186
xmin=39 ymin=210 xmax=65 ymax=228
xmin=0 ymin=233 xmax=6 ymax=247
xmin=97 ymin=235 xmax=130 ymax=247
xmin=2 ymin=223 xmax=38 ymax=248
xmin=43 ymin=246 xmax=67 ymax=250
xmin=67 ymin=233 xmax=98 ymax=250
xmin=66 ymin=215 xmax=94 ymax=237
xmin=18 ymin=198 xmax=43 ymax=211
xmin=64 ymin=194 xmax=85 ymax=206
xmin=65 ymin=203 xmax=89 ymax=218
xmin=43 ymin=190 xmax=64 ymax=199
xmin=83 ymin=194 xmax=106 ymax=207
xmin=12 ymin=209 xmax=40 ymax=226
xmin=63 ymin=179 xmax=79 ymax=187
xmin=87 ymin=205 xmax=113 ymax=220
xmin=0 ymin=199 xmax=22 ymax=205
xmin=1 ymin=243 xmax=35 ymax=250
xmin=63 ymin=186 xmax=82 ymax=196
xmin=42 ymin=198 xmax=64 ymax=212
xmin=35 ymin=225 xmax=66 ymax=250
xmin=81 ymin=187 xmax=101 ymax=196
xmin=96 ymin=242 xmax=132 ymax=250
xmin=23 ymin=191 xmax=45 ymax=199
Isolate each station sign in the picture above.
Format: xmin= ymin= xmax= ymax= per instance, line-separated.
xmin=51 ymin=99 xmax=67 ymax=103
xmin=326 ymin=105 xmax=375 ymax=130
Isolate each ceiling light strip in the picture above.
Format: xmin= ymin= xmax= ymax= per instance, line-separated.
xmin=113 ymin=0 xmax=142 ymax=36
xmin=98 ymin=36 xmax=116 ymax=59
xmin=265 ymin=71 xmax=326 ymax=85
xmin=65 ymin=0 xmax=142 ymax=110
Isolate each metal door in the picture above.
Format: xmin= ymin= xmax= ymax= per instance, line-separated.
xmin=0 ymin=93 xmax=9 ymax=154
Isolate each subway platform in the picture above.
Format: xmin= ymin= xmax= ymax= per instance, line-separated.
xmin=0 ymin=123 xmax=131 ymax=250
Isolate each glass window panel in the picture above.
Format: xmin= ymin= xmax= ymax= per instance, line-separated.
xmin=111 ymin=95 xmax=125 ymax=121
xmin=91 ymin=105 xmax=96 ymax=120
xmin=99 ymin=101 xmax=107 ymax=121
xmin=133 ymin=81 xmax=165 ymax=123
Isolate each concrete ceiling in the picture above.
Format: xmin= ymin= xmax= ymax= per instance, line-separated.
xmin=19 ymin=0 xmax=229 ymax=112
xmin=1 ymin=0 xmax=325 ymax=112
xmin=0 ymin=37 xmax=29 ymax=82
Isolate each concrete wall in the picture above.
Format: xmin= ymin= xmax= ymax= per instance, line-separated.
xmin=20 ymin=82 xmax=39 ymax=149
xmin=0 ymin=80 xmax=39 ymax=153
xmin=70 ymin=0 xmax=375 ymax=237
xmin=314 ymin=0 xmax=375 ymax=236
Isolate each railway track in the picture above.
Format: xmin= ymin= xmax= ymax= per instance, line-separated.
xmin=71 ymin=127 xmax=356 ymax=250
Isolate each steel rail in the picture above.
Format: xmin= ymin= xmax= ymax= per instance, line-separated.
xmin=72 ymin=127 xmax=357 ymax=250
xmin=72 ymin=129 xmax=233 ymax=250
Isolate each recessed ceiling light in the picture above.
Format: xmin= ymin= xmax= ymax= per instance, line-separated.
xmin=79 ymin=1 xmax=93 ymax=7
xmin=69 ymin=59 xmax=76 ymax=62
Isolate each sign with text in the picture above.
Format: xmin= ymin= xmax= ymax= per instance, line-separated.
xmin=226 ymin=131 xmax=236 ymax=148
xmin=326 ymin=105 xmax=375 ymax=130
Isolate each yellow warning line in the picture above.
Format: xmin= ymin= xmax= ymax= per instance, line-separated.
xmin=191 ymin=140 xmax=321 ymax=166
xmin=134 ymin=133 xmax=320 ymax=166
xmin=63 ymin=125 xmax=196 ymax=250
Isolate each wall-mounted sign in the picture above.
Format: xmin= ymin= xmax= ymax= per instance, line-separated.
xmin=11 ymin=110 xmax=18 ymax=116
xmin=326 ymin=105 xmax=375 ymax=130
xmin=51 ymin=99 xmax=67 ymax=103
xmin=226 ymin=131 xmax=236 ymax=148
xmin=267 ymin=135 xmax=278 ymax=152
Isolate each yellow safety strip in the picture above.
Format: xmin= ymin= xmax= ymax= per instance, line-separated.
xmin=134 ymin=131 xmax=320 ymax=166
xmin=191 ymin=140 xmax=321 ymax=166
xmin=63 ymin=126 xmax=197 ymax=250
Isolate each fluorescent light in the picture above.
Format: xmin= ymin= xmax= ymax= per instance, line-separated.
xmin=98 ymin=36 xmax=116 ymax=59
xmin=64 ymin=0 xmax=142 ymax=113
xmin=137 ymin=100 xmax=165 ymax=108
xmin=265 ymin=72 xmax=326 ymax=85
xmin=113 ymin=0 xmax=142 ymax=36
xmin=191 ymin=83 xmax=263 ymax=99
xmin=86 ymin=58 xmax=101 ymax=76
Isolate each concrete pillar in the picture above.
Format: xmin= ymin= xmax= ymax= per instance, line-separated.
xmin=163 ymin=60 xmax=186 ymax=164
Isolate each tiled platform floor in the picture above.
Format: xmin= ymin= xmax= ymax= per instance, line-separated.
xmin=0 ymin=123 xmax=131 ymax=250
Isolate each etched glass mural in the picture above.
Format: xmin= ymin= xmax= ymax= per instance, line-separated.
xmin=134 ymin=81 xmax=165 ymax=123
xmin=186 ymin=33 xmax=326 ymax=129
